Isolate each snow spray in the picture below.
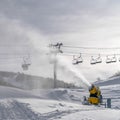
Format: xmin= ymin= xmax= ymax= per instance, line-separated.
xmin=29 ymin=33 xmax=91 ymax=88
xmin=56 ymin=55 xmax=91 ymax=88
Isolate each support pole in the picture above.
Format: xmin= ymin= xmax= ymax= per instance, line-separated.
xmin=53 ymin=60 xmax=57 ymax=88
xmin=49 ymin=42 xmax=63 ymax=88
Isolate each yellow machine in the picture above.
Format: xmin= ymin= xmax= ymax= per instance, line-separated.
xmin=88 ymin=84 xmax=102 ymax=105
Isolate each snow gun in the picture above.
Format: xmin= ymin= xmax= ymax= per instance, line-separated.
xmin=83 ymin=84 xmax=103 ymax=105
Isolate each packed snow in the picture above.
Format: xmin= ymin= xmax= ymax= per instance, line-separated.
xmin=0 ymin=81 xmax=120 ymax=120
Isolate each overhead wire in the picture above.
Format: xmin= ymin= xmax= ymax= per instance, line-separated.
xmin=60 ymin=51 xmax=120 ymax=56
xmin=62 ymin=45 xmax=120 ymax=50
xmin=48 ymin=43 xmax=120 ymax=57
xmin=0 ymin=44 xmax=120 ymax=61
xmin=58 ymin=44 xmax=120 ymax=56
xmin=49 ymin=43 xmax=120 ymax=64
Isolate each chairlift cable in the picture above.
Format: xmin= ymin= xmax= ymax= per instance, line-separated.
xmin=63 ymin=45 xmax=120 ymax=50
xmin=60 ymin=51 xmax=120 ymax=56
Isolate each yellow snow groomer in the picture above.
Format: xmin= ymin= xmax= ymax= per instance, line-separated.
xmin=88 ymin=84 xmax=102 ymax=105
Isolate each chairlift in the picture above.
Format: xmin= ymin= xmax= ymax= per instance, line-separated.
xmin=106 ymin=55 xmax=117 ymax=64
xmin=22 ymin=63 xmax=29 ymax=70
xmin=90 ymin=56 xmax=96 ymax=65
xmin=22 ymin=56 xmax=31 ymax=71
xmin=106 ymin=56 xmax=112 ymax=64
xmin=77 ymin=53 xmax=83 ymax=63
xmin=111 ymin=54 xmax=117 ymax=62
xmin=119 ymin=57 xmax=120 ymax=62
xmin=96 ymin=54 xmax=102 ymax=63
xmin=72 ymin=55 xmax=78 ymax=65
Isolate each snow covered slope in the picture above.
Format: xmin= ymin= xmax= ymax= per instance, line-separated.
xmin=0 ymin=85 xmax=120 ymax=120
xmin=95 ymin=76 xmax=120 ymax=86
xmin=0 ymin=86 xmax=40 ymax=99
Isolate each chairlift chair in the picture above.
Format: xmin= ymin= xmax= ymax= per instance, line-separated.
xmin=119 ymin=57 xmax=120 ymax=62
xmin=22 ymin=60 xmax=29 ymax=70
xmin=90 ymin=56 xmax=96 ymax=65
xmin=22 ymin=64 xmax=29 ymax=70
xmin=96 ymin=58 xmax=102 ymax=63
xmin=22 ymin=57 xmax=31 ymax=71
xmin=111 ymin=54 xmax=117 ymax=62
xmin=77 ymin=53 xmax=83 ymax=63
xmin=96 ymin=54 xmax=102 ymax=63
xmin=106 ymin=56 xmax=112 ymax=64
xmin=72 ymin=55 xmax=78 ymax=65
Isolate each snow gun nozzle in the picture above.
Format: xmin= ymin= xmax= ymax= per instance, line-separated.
xmin=88 ymin=84 xmax=95 ymax=91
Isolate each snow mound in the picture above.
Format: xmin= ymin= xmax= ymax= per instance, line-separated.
xmin=0 ymin=99 xmax=41 ymax=120
xmin=31 ymin=89 xmax=73 ymax=101
xmin=46 ymin=89 xmax=69 ymax=100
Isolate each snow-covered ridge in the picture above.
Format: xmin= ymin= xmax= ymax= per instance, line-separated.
xmin=0 ymin=71 xmax=76 ymax=89
xmin=95 ymin=76 xmax=120 ymax=86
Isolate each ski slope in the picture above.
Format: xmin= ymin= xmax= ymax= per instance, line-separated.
xmin=0 ymin=84 xmax=120 ymax=120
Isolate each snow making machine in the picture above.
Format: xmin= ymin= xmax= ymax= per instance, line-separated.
xmin=83 ymin=84 xmax=103 ymax=105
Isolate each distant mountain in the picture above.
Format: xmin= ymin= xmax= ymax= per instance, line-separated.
xmin=0 ymin=71 xmax=76 ymax=89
